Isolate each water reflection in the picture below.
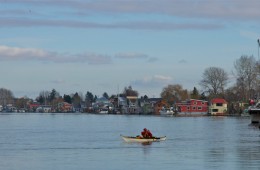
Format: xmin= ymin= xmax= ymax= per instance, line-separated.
xmin=249 ymin=123 xmax=260 ymax=130
xmin=141 ymin=142 xmax=152 ymax=146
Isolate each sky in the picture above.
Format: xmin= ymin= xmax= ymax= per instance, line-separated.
xmin=0 ymin=0 xmax=260 ymax=99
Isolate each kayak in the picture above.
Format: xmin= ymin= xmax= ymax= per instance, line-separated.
xmin=121 ymin=135 xmax=166 ymax=143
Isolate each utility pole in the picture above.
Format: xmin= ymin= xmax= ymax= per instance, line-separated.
xmin=257 ymin=39 xmax=260 ymax=62
xmin=257 ymin=39 xmax=260 ymax=100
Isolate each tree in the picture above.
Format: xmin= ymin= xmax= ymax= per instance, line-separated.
xmin=225 ymin=86 xmax=240 ymax=103
xmin=103 ymin=92 xmax=109 ymax=99
xmin=200 ymin=92 xmax=207 ymax=101
xmin=190 ymin=87 xmax=199 ymax=99
xmin=49 ymin=89 xmax=60 ymax=102
xmin=85 ymin=91 xmax=94 ymax=106
xmin=233 ymin=55 xmax=257 ymax=100
xmin=63 ymin=94 xmax=72 ymax=104
xmin=72 ymin=92 xmax=81 ymax=108
xmin=160 ymin=84 xmax=188 ymax=106
xmin=94 ymin=95 xmax=97 ymax=102
xmin=36 ymin=91 xmax=50 ymax=105
xmin=15 ymin=97 xmax=29 ymax=109
xmin=0 ymin=88 xmax=14 ymax=106
xmin=143 ymin=95 xmax=149 ymax=101
xmin=200 ymin=67 xmax=228 ymax=97
xmin=122 ymin=86 xmax=138 ymax=97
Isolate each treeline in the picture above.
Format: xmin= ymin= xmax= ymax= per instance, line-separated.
xmin=0 ymin=55 xmax=259 ymax=109
xmin=0 ymin=86 xmax=140 ymax=109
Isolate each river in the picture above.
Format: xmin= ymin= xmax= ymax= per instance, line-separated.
xmin=0 ymin=113 xmax=259 ymax=170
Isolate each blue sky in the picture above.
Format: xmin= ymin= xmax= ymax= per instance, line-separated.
xmin=0 ymin=0 xmax=260 ymax=98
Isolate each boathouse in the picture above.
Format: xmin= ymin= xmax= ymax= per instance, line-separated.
xmin=209 ymin=98 xmax=228 ymax=116
xmin=176 ymin=99 xmax=208 ymax=115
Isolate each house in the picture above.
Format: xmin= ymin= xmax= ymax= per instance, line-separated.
xmin=153 ymin=99 xmax=167 ymax=115
xmin=118 ymin=97 xmax=128 ymax=114
xmin=36 ymin=105 xmax=52 ymax=113
xmin=57 ymin=102 xmax=73 ymax=112
xmin=93 ymin=97 xmax=114 ymax=114
xmin=5 ymin=104 xmax=17 ymax=112
xmin=176 ymin=99 xmax=208 ymax=116
xmin=209 ymin=98 xmax=228 ymax=116
xmin=28 ymin=102 xmax=40 ymax=112
xmin=126 ymin=96 xmax=140 ymax=114
xmin=139 ymin=98 xmax=154 ymax=114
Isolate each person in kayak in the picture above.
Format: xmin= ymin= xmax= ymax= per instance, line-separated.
xmin=141 ymin=128 xmax=153 ymax=138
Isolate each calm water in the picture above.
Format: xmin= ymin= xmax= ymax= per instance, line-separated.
xmin=0 ymin=113 xmax=259 ymax=170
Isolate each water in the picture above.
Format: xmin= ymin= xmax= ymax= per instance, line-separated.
xmin=0 ymin=113 xmax=259 ymax=170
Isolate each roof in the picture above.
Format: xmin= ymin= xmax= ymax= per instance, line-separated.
xmin=189 ymin=99 xmax=208 ymax=102
xmin=126 ymin=96 xmax=138 ymax=99
xmin=211 ymin=98 xmax=227 ymax=104
xmin=148 ymin=98 xmax=162 ymax=103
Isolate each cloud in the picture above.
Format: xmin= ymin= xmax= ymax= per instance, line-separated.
xmin=51 ymin=79 xmax=66 ymax=84
xmin=147 ymin=57 xmax=158 ymax=63
xmin=115 ymin=52 xmax=160 ymax=63
xmin=0 ymin=18 xmax=222 ymax=30
xmin=132 ymin=75 xmax=173 ymax=88
xmin=2 ymin=0 xmax=260 ymax=21
xmin=178 ymin=59 xmax=188 ymax=64
xmin=115 ymin=52 xmax=148 ymax=59
xmin=0 ymin=45 xmax=112 ymax=64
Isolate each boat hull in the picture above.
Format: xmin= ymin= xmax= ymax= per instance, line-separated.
xmin=249 ymin=109 xmax=260 ymax=123
xmin=121 ymin=135 xmax=166 ymax=142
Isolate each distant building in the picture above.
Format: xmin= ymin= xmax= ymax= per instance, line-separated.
xmin=5 ymin=104 xmax=17 ymax=112
xmin=139 ymin=98 xmax=155 ymax=114
xmin=153 ymin=99 xmax=167 ymax=115
xmin=176 ymin=99 xmax=208 ymax=115
xmin=36 ymin=105 xmax=52 ymax=113
xmin=126 ymin=96 xmax=140 ymax=114
xmin=93 ymin=97 xmax=114 ymax=114
xmin=28 ymin=102 xmax=40 ymax=112
xmin=209 ymin=98 xmax=228 ymax=116
xmin=118 ymin=97 xmax=128 ymax=114
xmin=57 ymin=102 xmax=73 ymax=112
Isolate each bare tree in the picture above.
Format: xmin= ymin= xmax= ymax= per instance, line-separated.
xmin=0 ymin=88 xmax=14 ymax=106
xmin=233 ymin=55 xmax=257 ymax=100
xmin=15 ymin=97 xmax=30 ymax=109
xmin=36 ymin=91 xmax=50 ymax=105
xmin=200 ymin=67 xmax=229 ymax=97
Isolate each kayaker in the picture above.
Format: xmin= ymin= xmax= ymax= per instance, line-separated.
xmin=141 ymin=128 xmax=153 ymax=138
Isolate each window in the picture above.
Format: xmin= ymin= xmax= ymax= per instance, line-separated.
xmin=198 ymin=106 xmax=202 ymax=110
xmin=212 ymin=109 xmax=218 ymax=112
xmin=193 ymin=101 xmax=197 ymax=105
xmin=216 ymin=103 xmax=223 ymax=106
xmin=187 ymin=106 xmax=190 ymax=110
xmin=192 ymin=107 xmax=196 ymax=110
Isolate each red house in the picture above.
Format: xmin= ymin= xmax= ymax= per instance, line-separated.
xmin=176 ymin=99 xmax=208 ymax=115
xmin=57 ymin=102 xmax=73 ymax=112
xmin=28 ymin=102 xmax=40 ymax=112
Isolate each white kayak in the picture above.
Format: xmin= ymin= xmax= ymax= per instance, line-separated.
xmin=121 ymin=135 xmax=166 ymax=143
